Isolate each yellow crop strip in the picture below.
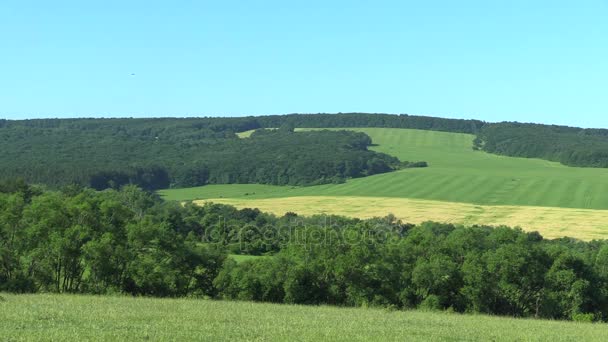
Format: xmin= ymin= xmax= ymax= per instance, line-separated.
xmin=195 ymin=196 xmax=608 ymax=240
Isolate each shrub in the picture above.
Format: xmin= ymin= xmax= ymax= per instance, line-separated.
xmin=419 ymin=295 xmax=442 ymax=311
xmin=572 ymin=313 xmax=595 ymax=323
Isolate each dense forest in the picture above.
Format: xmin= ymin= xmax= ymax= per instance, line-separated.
xmin=2 ymin=181 xmax=608 ymax=322
xmin=254 ymin=113 xmax=485 ymax=134
xmin=0 ymin=120 xmax=402 ymax=189
xmin=476 ymin=122 xmax=608 ymax=168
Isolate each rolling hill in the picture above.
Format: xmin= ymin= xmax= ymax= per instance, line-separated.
xmin=160 ymin=127 xmax=608 ymax=239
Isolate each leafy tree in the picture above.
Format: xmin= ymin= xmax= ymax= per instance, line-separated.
xmin=2 ymin=182 xmax=608 ymax=322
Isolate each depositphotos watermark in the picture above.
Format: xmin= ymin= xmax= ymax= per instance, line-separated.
xmin=201 ymin=215 xmax=409 ymax=251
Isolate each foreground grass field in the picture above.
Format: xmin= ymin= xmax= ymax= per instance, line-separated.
xmin=2 ymin=294 xmax=608 ymax=341
xmin=160 ymin=128 xmax=608 ymax=239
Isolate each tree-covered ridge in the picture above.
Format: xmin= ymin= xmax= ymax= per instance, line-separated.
xmin=477 ymin=122 xmax=608 ymax=168
xmin=0 ymin=121 xmax=400 ymax=189
xmin=2 ymin=182 xmax=608 ymax=322
xmin=2 ymin=113 xmax=484 ymax=134
xmin=258 ymin=114 xmax=608 ymax=168
xmin=256 ymin=114 xmax=608 ymax=168
xmin=254 ymin=113 xmax=485 ymax=134
xmin=4 ymin=113 xmax=608 ymax=188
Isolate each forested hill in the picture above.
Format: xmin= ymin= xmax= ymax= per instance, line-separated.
xmin=262 ymin=114 xmax=608 ymax=168
xmin=476 ymin=122 xmax=608 ymax=168
xmin=2 ymin=114 xmax=608 ymax=191
xmin=0 ymin=113 xmax=477 ymax=190
xmin=254 ymin=113 xmax=484 ymax=134
xmin=0 ymin=120 xmax=402 ymax=190
xmin=0 ymin=113 xmax=484 ymax=134
xmin=255 ymin=114 xmax=608 ymax=168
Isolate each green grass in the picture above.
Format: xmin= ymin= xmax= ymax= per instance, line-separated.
xmin=229 ymin=254 xmax=269 ymax=263
xmin=236 ymin=127 xmax=277 ymax=138
xmin=1 ymin=293 xmax=607 ymax=341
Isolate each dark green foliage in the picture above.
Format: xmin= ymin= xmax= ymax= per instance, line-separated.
xmin=216 ymin=222 xmax=608 ymax=321
xmin=254 ymin=113 xmax=485 ymax=134
xmin=187 ymin=129 xmax=399 ymax=187
xmin=3 ymin=183 xmax=608 ymax=321
xmin=400 ymin=161 xmax=428 ymax=168
xmin=478 ymin=122 xmax=608 ymax=168
xmin=0 ymin=185 xmax=228 ymax=296
xmin=0 ymin=119 xmax=399 ymax=189
xmin=89 ymin=167 xmax=170 ymax=191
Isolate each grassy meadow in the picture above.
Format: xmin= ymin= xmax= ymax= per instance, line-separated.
xmin=2 ymin=293 xmax=608 ymax=341
xmin=229 ymin=253 xmax=269 ymax=263
xmin=160 ymin=128 xmax=608 ymax=239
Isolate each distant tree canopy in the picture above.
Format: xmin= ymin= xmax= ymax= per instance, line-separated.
xmin=254 ymin=113 xmax=485 ymax=134
xmin=0 ymin=118 xmax=401 ymax=189
xmin=3 ymin=114 xmax=608 ymax=191
xmin=477 ymin=122 xmax=608 ymax=168
xmin=258 ymin=114 xmax=608 ymax=168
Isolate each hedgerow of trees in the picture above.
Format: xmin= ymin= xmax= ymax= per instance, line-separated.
xmin=2 ymin=180 xmax=608 ymax=322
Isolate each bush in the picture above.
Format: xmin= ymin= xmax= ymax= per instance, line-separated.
xmin=400 ymin=161 xmax=428 ymax=169
xmin=572 ymin=313 xmax=595 ymax=323
xmin=419 ymin=295 xmax=442 ymax=311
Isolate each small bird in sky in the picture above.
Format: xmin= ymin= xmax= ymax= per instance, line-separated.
xmin=130 ymin=73 xmax=136 ymax=76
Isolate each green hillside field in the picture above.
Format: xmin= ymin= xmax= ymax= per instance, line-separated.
xmin=2 ymin=293 xmax=607 ymax=341
xmin=160 ymin=128 xmax=608 ymax=240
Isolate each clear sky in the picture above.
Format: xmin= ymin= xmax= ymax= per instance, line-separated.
xmin=1 ymin=0 xmax=607 ymax=127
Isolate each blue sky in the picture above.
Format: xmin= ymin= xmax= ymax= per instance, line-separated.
xmin=1 ymin=0 xmax=607 ymax=127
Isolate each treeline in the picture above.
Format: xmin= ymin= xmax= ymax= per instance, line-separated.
xmin=254 ymin=113 xmax=485 ymax=134
xmin=2 ymin=182 xmax=608 ymax=322
xmin=2 ymin=113 xmax=486 ymax=133
xmin=477 ymin=122 xmax=608 ymax=168
xmin=0 ymin=120 xmax=400 ymax=189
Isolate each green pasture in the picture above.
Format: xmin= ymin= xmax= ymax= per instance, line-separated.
xmin=1 ymin=293 xmax=607 ymax=341
xmin=229 ymin=254 xmax=269 ymax=263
